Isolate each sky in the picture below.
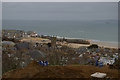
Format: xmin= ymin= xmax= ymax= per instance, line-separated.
xmin=2 ymin=2 xmax=118 ymax=21
xmin=2 ymin=0 xmax=120 ymax=2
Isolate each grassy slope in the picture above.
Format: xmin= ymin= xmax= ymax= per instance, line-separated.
xmin=2 ymin=61 xmax=119 ymax=78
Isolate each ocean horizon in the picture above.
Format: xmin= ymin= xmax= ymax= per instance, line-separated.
xmin=2 ymin=20 xmax=118 ymax=43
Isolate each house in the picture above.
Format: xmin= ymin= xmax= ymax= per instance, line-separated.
xmin=27 ymin=31 xmax=38 ymax=37
xmin=98 ymin=57 xmax=115 ymax=65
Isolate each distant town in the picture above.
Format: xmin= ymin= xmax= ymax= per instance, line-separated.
xmin=2 ymin=29 xmax=119 ymax=79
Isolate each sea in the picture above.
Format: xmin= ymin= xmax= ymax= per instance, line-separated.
xmin=2 ymin=20 xmax=118 ymax=43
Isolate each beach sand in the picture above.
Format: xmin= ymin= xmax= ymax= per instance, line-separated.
xmin=59 ymin=41 xmax=118 ymax=49
xmin=59 ymin=42 xmax=90 ymax=48
xmin=90 ymin=40 xmax=118 ymax=49
xmin=64 ymin=37 xmax=118 ymax=48
xmin=21 ymin=37 xmax=118 ymax=49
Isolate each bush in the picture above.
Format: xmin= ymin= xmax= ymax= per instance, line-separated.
xmin=87 ymin=44 xmax=99 ymax=49
xmin=113 ymin=59 xmax=120 ymax=69
xmin=2 ymin=37 xmax=20 ymax=43
xmin=109 ymin=59 xmax=120 ymax=69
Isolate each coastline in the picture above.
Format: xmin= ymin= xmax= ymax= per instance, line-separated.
xmin=2 ymin=29 xmax=118 ymax=49
xmin=90 ymin=40 xmax=118 ymax=49
xmin=64 ymin=37 xmax=118 ymax=49
xmin=20 ymin=35 xmax=118 ymax=49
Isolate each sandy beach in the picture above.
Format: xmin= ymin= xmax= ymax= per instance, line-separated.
xmin=60 ymin=41 xmax=118 ymax=49
xmin=90 ymin=40 xmax=118 ymax=49
xmin=57 ymin=42 xmax=90 ymax=48
xmin=63 ymin=37 xmax=118 ymax=48
xmin=21 ymin=37 xmax=118 ymax=49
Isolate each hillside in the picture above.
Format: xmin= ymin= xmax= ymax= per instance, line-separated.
xmin=2 ymin=61 xmax=119 ymax=79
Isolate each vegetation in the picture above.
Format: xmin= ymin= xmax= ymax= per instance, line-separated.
xmin=2 ymin=36 xmax=20 ymax=43
xmin=2 ymin=61 xmax=119 ymax=78
xmin=87 ymin=44 xmax=99 ymax=49
xmin=109 ymin=59 xmax=120 ymax=69
xmin=65 ymin=39 xmax=90 ymax=44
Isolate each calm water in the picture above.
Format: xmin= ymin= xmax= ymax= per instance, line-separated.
xmin=2 ymin=20 xmax=118 ymax=42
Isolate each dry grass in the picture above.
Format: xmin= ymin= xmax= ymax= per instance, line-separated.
xmin=20 ymin=37 xmax=51 ymax=43
xmin=2 ymin=61 xmax=119 ymax=78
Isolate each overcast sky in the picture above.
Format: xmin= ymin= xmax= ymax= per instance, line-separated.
xmin=2 ymin=0 xmax=120 ymax=2
xmin=2 ymin=2 xmax=118 ymax=21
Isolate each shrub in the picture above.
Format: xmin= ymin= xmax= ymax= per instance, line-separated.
xmin=87 ymin=44 xmax=99 ymax=49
